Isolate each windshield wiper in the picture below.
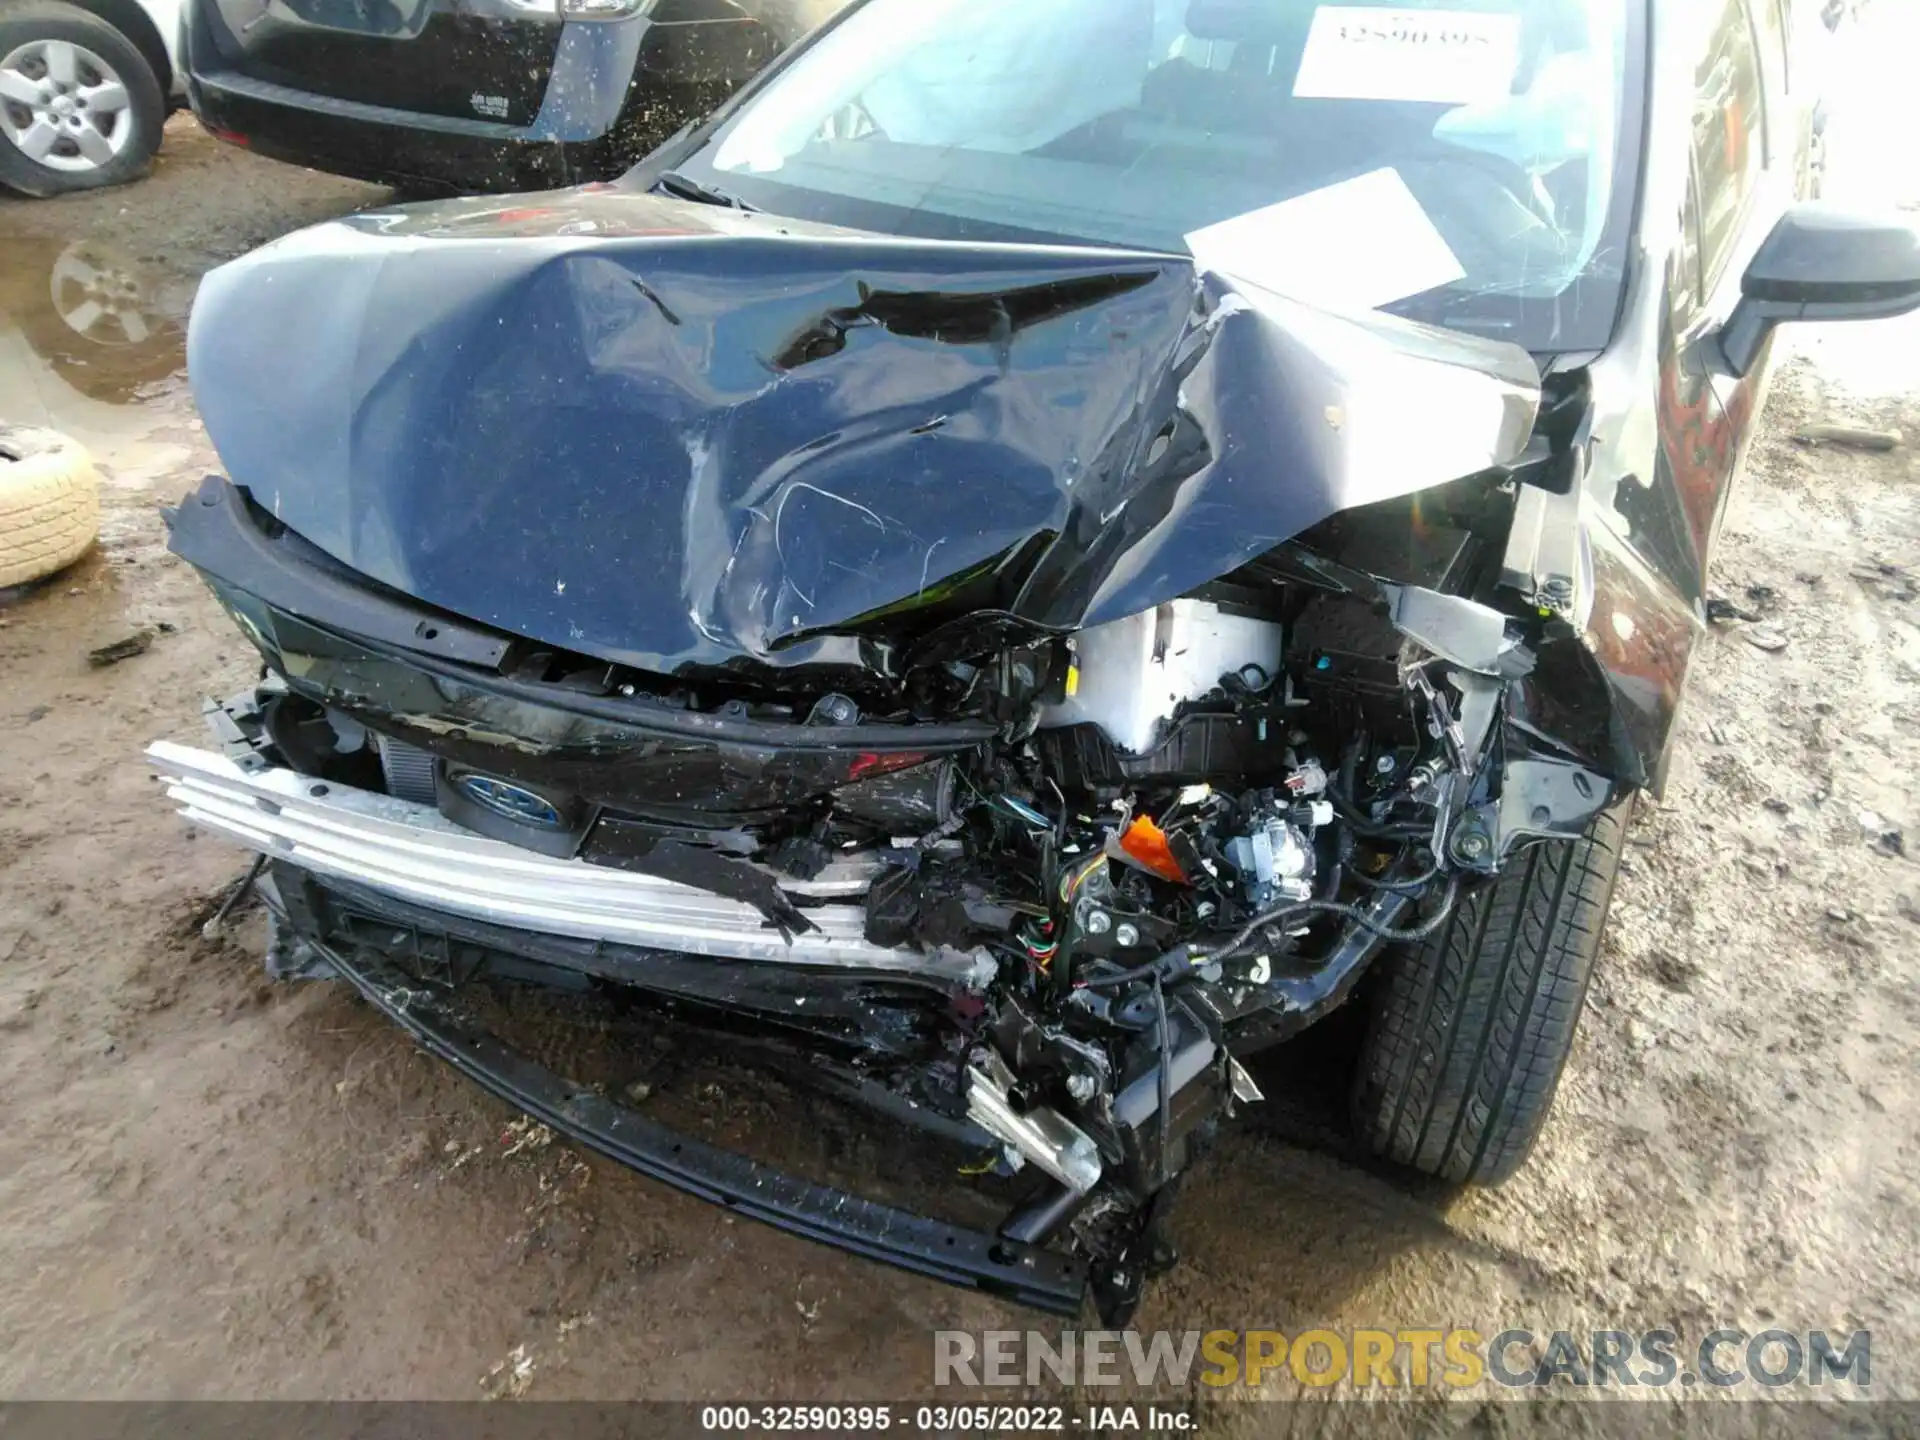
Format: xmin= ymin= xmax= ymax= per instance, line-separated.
xmin=654 ymin=171 xmax=758 ymax=212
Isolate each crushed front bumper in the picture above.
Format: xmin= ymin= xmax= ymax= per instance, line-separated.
xmin=150 ymin=737 xmax=1089 ymax=1312
xmin=318 ymin=941 xmax=1087 ymax=1314
xmin=146 ymin=740 xmax=992 ymax=986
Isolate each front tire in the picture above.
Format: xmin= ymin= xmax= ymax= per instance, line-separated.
xmin=0 ymin=2 xmax=165 ymax=198
xmin=1351 ymin=802 xmax=1631 ymax=1185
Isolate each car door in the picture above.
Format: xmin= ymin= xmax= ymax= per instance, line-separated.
xmin=1748 ymin=0 xmax=1821 ymax=198
xmin=1660 ymin=0 xmax=1773 ymax=587
xmin=1588 ymin=0 xmax=1772 ymax=774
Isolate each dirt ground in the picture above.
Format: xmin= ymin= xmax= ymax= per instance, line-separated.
xmin=2 ymin=15 xmax=1918 ymax=1428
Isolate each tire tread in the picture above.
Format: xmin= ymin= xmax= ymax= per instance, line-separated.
xmin=0 ymin=428 xmax=101 ymax=588
xmin=1352 ymin=803 xmax=1630 ymax=1184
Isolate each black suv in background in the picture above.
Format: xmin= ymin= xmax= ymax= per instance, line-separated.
xmin=177 ymin=0 xmax=842 ymax=193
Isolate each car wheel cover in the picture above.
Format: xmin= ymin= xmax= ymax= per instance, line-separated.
xmin=49 ymin=240 xmax=154 ymax=344
xmin=0 ymin=38 xmax=136 ymax=174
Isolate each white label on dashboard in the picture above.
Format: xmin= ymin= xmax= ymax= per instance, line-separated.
xmin=1183 ymin=167 xmax=1464 ymax=312
xmin=1292 ymin=7 xmax=1522 ymax=105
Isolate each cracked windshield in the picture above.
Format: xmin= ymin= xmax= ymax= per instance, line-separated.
xmin=668 ymin=0 xmax=1631 ymax=346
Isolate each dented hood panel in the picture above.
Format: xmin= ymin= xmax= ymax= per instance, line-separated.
xmin=187 ymin=188 xmax=1540 ymax=672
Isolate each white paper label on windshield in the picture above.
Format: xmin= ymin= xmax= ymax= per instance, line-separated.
xmin=1182 ymin=167 xmax=1464 ymax=313
xmin=1292 ymin=7 xmax=1522 ymax=106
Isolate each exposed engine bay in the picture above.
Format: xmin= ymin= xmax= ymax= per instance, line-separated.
xmin=148 ymin=189 xmax=1655 ymax=1320
xmin=156 ymin=462 xmax=1616 ymax=1321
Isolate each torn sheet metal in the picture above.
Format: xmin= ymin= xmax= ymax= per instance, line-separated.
xmin=1384 ymin=584 xmax=1532 ymax=678
xmin=186 ymin=187 xmax=1539 ymax=677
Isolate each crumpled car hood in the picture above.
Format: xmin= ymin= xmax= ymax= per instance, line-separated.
xmin=187 ymin=188 xmax=1541 ymax=673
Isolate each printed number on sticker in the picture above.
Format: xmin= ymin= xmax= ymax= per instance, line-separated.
xmin=1293 ymin=7 xmax=1522 ymax=107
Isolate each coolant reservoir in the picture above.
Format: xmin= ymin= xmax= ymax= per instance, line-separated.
xmin=1038 ymin=599 xmax=1283 ymax=755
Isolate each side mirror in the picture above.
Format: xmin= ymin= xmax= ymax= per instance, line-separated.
xmin=1719 ymin=204 xmax=1920 ymax=377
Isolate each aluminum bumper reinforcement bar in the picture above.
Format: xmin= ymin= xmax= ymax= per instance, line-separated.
xmin=145 ymin=740 xmax=990 ymax=985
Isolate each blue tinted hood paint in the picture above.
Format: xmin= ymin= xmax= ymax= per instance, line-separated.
xmin=187 ymin=188 xmax=1539 ymax=673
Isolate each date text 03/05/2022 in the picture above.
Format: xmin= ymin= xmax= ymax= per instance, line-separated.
xmin=697 ymin=1404 xmax=1194 ymax=1432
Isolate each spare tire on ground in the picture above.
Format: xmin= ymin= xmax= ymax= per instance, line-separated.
xmin=0 ymin=425 xmax=100 ymax=588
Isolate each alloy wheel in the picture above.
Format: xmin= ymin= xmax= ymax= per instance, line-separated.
xmin=49 ymin=239 xmax=155 ymax=344
xmin=0 ymin=38 xmax=136 ymax=173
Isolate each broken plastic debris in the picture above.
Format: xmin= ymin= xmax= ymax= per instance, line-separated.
xmin=481 ymin=1344 xmax=535 ymax=1399
xmin=1859 ymin=810 xmax=1906 ymax=856
xmin=500 ymin=1117 xmax=554 ymax=1157
xmin=1705 ymin=595 xmax=1762 ymax=624
xmin=1115 ymin=815 xmax=1188 ymax=884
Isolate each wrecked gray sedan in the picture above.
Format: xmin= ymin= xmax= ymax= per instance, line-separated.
xmin=150 ymin=0 xmax=1920 ymax=1319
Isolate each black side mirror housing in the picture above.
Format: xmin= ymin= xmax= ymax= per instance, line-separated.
xmin=1720 ymin=204 xmax=1920 ymax=376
